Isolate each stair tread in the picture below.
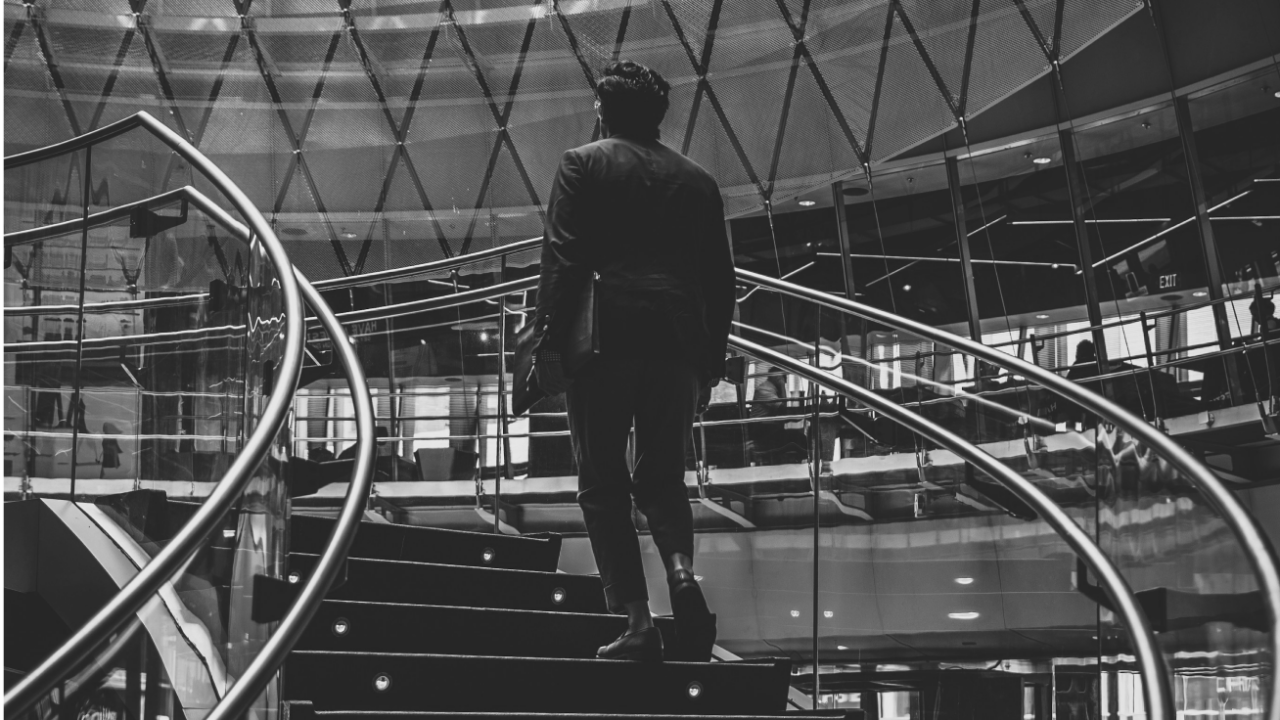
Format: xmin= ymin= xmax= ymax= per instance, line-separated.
xmin=293 ymin=552 xmax=583 ymax=578
xmin=308 ymin=707 xmax=839 ymax=712
xmin=290 ymin=650 xmax=766 ymax=666
xmin=289 ymin=515 xmax=561 ymax=571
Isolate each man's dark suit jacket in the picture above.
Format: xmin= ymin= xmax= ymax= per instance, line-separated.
xmin=533 ymin=132 xmax=736 ymax=382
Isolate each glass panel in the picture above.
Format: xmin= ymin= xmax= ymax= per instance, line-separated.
xmin=4 ymin=124 xmax=295 ymax=720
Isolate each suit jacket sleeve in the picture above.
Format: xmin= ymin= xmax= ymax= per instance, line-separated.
xmin=699 ymin=189 xmax=736 ymax=381
xmin=534 ymin=148 xmax=591 ymax=353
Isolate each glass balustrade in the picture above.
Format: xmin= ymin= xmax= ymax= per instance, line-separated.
xmin=4 ymin=117 xmax=303 ymax=720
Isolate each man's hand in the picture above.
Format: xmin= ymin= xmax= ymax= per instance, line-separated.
xmin=696 ymin=379 xmax=716 ymax=416
xmin=535 ymin=354 xmax=572 ymax=395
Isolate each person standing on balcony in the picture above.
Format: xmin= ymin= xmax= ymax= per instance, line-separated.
xmin=532 ymin=61 xmax=736 ymax=663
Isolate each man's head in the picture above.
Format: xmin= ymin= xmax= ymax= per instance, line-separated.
xmin=595 ymin=61 xmax=670 ymax=140
xmin=1075 ymin=339 xmax=1096 ymax=363
xmin=1250 ymin=297 xmax=1276 ymax=323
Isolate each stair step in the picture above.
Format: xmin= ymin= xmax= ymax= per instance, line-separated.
xmin=290 ymin=515 xmax=561 ymax=571
xmin=285 ymin=652 xmax=792 ymax=716
xmin=297 ymin=600 xmax=702 ymax=659
xmin=299 ymin=707 xmax=860 ymax=712
xmin=289 ymin=554 xmax=609 ymax=614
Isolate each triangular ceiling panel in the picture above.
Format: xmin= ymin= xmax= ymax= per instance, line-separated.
xmin=554 ymin=2 xmax=627 ymax=71
xmin=868 ymin=14 xmax=956 ymax=161
xmin=379 ymin=151 xmax=430 ymax=216
xmin=256 ymin=26 xmax=346 ymax=142
xmin=800 ymin=0 xmax=885 ymax=155
xmin=150 ymin=29 xmax=242 ymax=133
xmin=479 ymin=139 xmax=538 ymax=216
xmin=964 ymin=3 xmax=1052 ymax=121
xmin=454 ymin=8 xmax=541 ymax=111
xmin=1018 ymin=0 xmax=1060 ymax=54
xmin=145 ymin=0 xmax=239 ymax=17
xmin=44 ymin=22 xmax=132 ymax=130
xmin=3 ymin=25 xmax=75 ymax=149
xmin=91 ymin=29 xmax=182 ymax=132
xmin=357 ymin=12 xmax=445 ymax=104
xmin=771 ymin=61 xmax=864 ymax=198
xmin=1058 ymin=0 xmax=1142 ymax=61
xmin=664 ymin=0 xmax=716 ymax=64
xmin=685 ymin=101 xmax=755 ymax=195
xmin=895 ymin=0 xmax=973 ymax=110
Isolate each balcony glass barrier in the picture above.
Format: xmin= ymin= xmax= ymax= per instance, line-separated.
xmin=4 ymin=115 xmax=304 ymax=720
xmin=734 ymin=270 xmax=1276 ymax=720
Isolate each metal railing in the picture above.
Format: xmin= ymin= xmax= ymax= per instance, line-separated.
xmin=738 ymin=266 xmax=1280 ymax=720
xmin=731 ymin=335 xmax=1172 ymax=720
xmin=1 ymin=112 xmax=372 ymax=720
xmin=3 ymin=111 xmax=304 ymax=715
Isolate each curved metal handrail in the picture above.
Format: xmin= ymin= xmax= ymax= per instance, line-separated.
xmin=737 ymin=267 xmax=1280 ymax=720
xmin=205 ymin=271 xmax=377 ymax=720
xmin=127 ymin=185 xmax=379 ymax=720
xmin=310 ymin=236 xmax=542 ymax=290
xmin=731 ymin=335 xmax=1172 ymax=719
xmin=3 ymin=112 xmax=306 ymax=717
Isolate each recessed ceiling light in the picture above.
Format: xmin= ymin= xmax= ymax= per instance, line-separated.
xmin=1192 ymin=291 xmax=1208 ymax=297
xmin=1032 ymin=157 xmax=1052 ymax=165
xmin=340 ymin=229 xmax=358 ymax=239
xmin=799 ymin=200 xmax=817 ymax=207
xmin=954 ymin=577 xmax=975 ymax=585
xmin=902 ymin=284 xmax=912 ymax=292
xmin=824 ymin=610 xmax=834 ymax=618
xmin=1035 ymin=314 xmax=1049 ymax=320
xmin=790 ymin=610 xmax=800 ymax=618
xmin=837 ymin=645 xmax=849 ymax=650
xmin=948 ymin=611 xmax=980 ymax=620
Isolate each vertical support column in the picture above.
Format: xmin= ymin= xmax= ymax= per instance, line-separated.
xmin=1172 ymin=96 xmax=1238 ymax=353
xmin=384 ymin=286 xmax=401 ymax=482
xmin=832 ymin=181 xmax=862 ymax=392
xmin=944 ymin=156 xmax=983 ymax=343
xmin=1146 ymin=0 xmax=1237 ymax=362
xmin=1057 ymin=125 xmax=1110 ymax=368
xmin=68 ymin=145 xmax=94 ymax=499
xmin=809 ymin=326 xmax=821 ymax=710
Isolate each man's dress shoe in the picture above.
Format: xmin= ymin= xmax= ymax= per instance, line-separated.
xmin=597 ymin=626 xmax=663 ymax=661
xmin=668 ymin=569 xmax=717 ymax=662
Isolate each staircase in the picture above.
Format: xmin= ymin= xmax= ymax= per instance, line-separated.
xmin=281 ymin=514 xmax=809 ymax=720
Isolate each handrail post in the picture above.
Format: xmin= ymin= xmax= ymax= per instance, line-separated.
xmin=1138 ymin=310 xmax=1164 ymax=427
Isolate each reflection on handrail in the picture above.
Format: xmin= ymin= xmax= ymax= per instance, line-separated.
xmin=3 ymin=111 xmax=305 ymax=718
xmin=310 ymin=236 xmax=542 ymax=290
xmin=202 ymin=271 xmax=376 ymax=720
xmin=728 ymin=335 xmax=1172 ymax=720
xmin=3 ymin=292 xmax=211 ymax=317
xmin=738 ymin=267 xmax=1280 ymax=720
xmin=4 ymin=186 xmax=190 ymax=248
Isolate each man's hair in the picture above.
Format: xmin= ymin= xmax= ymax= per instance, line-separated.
xmin=1075 ymin=339 xmax=1095 ymax=361
xmin=595 ymin=61 xmax=670 ymax=139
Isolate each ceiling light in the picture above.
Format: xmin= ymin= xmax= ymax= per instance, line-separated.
xmin=954 ymin=577 xmax=975 ymax=585
xmin=902 ymin=284 xmax=912 ymax=292
xmin=1140 ymin=121 xmax=1151 ymax=129
xmin=1192 ymin=291 xmax=1208 ymax=297
xmin=1035 ymin=314 xmax=1049 ymax=320
xmin=1032 ymin=157 xmax=1052 ymax=165
xmin=479 ymin=331 xmax=488 ymax=341
xmin=948 ymin=611 xmax=980 ymax=620
xmin=799 ymin=200 xmax=816 ymax=207
xmin=842 ymin=186 xmax=870 ymax=197
xmin=837 ymin=645 xmax=849 ymax=650
xmin=824 ymin=610 xmax=834 ymax=618
xmin=790 ymin=610 xmax=801 ymax=618
xmin=340 ymin=228 xmax=358 ymax=239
